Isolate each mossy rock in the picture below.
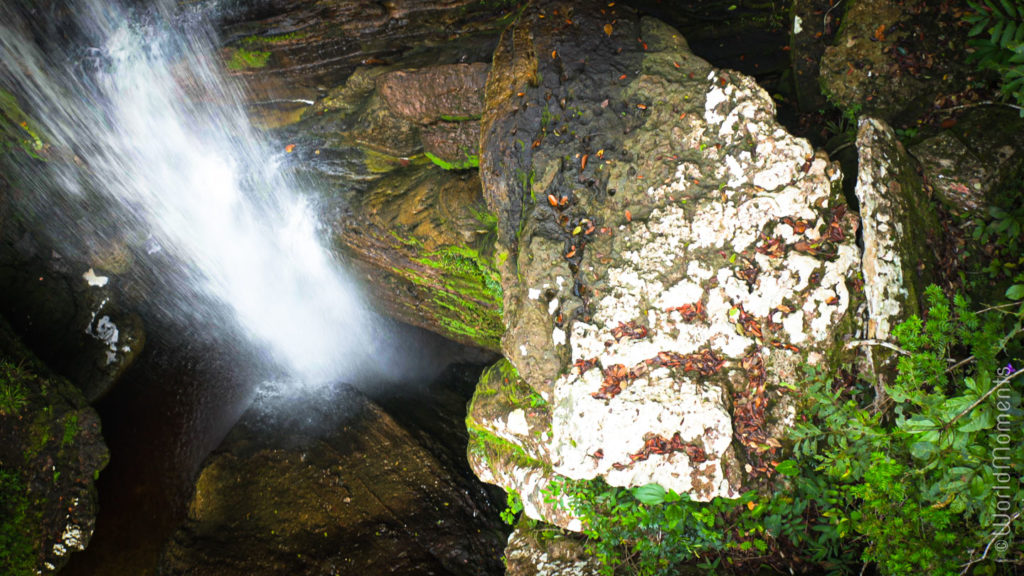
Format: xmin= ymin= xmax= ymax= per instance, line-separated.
xmin=0 ymin=316 xmax=108 ymax=575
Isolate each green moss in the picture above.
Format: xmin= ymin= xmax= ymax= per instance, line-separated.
xmin=0 ymin=362 xmax=29 ymax=416
xmin=240 ymin=31 xmax=308 ymax=46
xmin=466 ymin=417 xmax=547 ymax=472
xmin=424 ymin=151 xmax=480 ymax=170
xmin=0 ymin=470 xmax=36 ymax=575
xmin=390 ymin=240 xmax=504 ymax=350
xmin=225 ymin=48 xmax=271 ymax=71
xmin=0 ymin=89 xmax=45 ymax=160
xmin=438 ymin=114 xmax=482 ymax=122
xmin=61 ymin=413 xmax=78 ymax=449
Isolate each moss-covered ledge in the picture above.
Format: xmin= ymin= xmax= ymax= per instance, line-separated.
xmin=0 ymin=316 xmax=108 ymax=575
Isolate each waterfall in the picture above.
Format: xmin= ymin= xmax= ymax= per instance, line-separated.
xmin=0 ymin=0 xmax=439 ymax=386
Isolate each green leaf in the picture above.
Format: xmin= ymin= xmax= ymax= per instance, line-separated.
xmin=775 ymin=460 xmax=800 ymax=476
xmin=910 ymin=441 xmax=937 ymax=460
xmin=958 ymin=406 xmax=995 ymax=432
xmin=992 ymin=19 xmax=1006 ymax=43
xmin=1005 ymin=21 xmax=1020 ymax=46
xmin=1006 ymin=283 xmax=1024 ymax=300
xmin=631 ymin=483 xmax=667 ymax=505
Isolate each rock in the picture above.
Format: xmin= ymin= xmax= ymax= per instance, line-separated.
xmin=0 ymin=240 xmax=146 ymax=402
xmin=284 ymin=60 xmax=504 ymax=350
xmin=160 ymin=382 xmax=506 ymax=576
xmin=377 ymin=63 xmax=489 ymax=124
xmin=504 ymin=519 xmax=600 ymax=576
xmin=422 ymin=120 xmax=481 ymax=169
xmin=909 ymin=106 xmax=1024 ymax=215
xmin=819 ymin=0 xmax=970 ymax=122
xmin=474 ymin=0 xmax=862 ymax=529
xmin=0 ymin=314 xmax=109 ymax=575
xmin=211 ymin=0 xmax=515 ymax=127
xmin=855 ymin=117 xmax=943 ymax=385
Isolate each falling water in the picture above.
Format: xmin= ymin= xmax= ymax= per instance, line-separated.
xmin=0 ymin=0 xmax=441 ymax=386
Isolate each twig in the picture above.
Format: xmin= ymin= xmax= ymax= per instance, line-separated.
xmin=824 ymin=0 xmax=844 ymax=30
xmin=845 ymin=339 xmax=912 ymax=356
xmin=960 ymin=511 xmax=1021 ymax=575
xmin=945 ymin=355 xmax=975 ymax=374
xmin=976 ymin=301 xmax=1021 ymax=314
xmin=938 ymin=100 xmax=1024 ymax=114
xmin=946 ymin=369 xmax=1024 ymax=429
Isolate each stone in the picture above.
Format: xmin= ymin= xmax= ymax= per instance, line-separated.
xmin=475 ymin=0 xmax=862 ymax=530
xmin=504 ymin=520 xmax=600 ymax=576
xmin=819 ymin=0 xmax=971 ymax=121
xmin=160 ymin=383 xmax=506 ymax=576
xmin=855 ymin=117 xmax=943 ymax=385
xmin=910 ymin=107 xmax=1024 ymax=215
xmin=0 ymin=315 xmax=109 ymax=575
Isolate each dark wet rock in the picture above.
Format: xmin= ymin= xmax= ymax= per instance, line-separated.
xmin=0 ymin=314 xmax=109 ymax=575
xmin=211 ymin=0 xmax=516 ymax=126
xmin=909 ymin=106 xmax=1024 ymax=215
xmin=282 ymin=59 xmax=503 ymax=350
xmin=819 ymin=0 xmax=971 ymax=122
xmin=473 ymin=0 xmax=862 ymax=529
xmin=422 ymin=120 xmax=482 ymax=168
xmin=378 ymin=63 xmax=489 ymax=124
xmin=160 ymin=382 xmax=506 ymax=576
xmin=0 ymin=237 xmax=146 ymax=402
xmin=789 ymin=0 xmax=831 ymax=113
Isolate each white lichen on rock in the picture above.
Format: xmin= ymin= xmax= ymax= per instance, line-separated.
xmin=546 ymin=69 xmax=859 ymax=501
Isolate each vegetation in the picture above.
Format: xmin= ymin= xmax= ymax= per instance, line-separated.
xmin=225 ymin=48 xmax=271 ymax=71
xmin=424 ymin=151 xmax=480 ymax=170
xmin=536 ymin=284 xmax=1023 ymax=576
xmin=965 ymin=0 xmax=1024 ymax=114
xmin=0 ymin=361 xmax=30 ymax=416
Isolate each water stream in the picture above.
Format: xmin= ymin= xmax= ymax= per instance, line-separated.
xmin=0 ymin=0 xmax=438 ymax=387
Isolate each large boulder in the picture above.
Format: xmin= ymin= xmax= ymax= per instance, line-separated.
xmin=0 ymin=315 xmax=109 ymax=575
xmin=471 ymin=0 xmax=863 ymax=530
xmin=160 ymin=382 xmax=506 ymax=576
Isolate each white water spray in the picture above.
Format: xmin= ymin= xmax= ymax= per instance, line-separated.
xmin=0 ymin=0 xmax=440 ymax=385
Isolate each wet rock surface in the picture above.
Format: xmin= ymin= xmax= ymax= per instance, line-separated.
xmin=282 ymin=58 xmax=503 ymax=350
xmin=473 ymin=0 xmax=862 ymax=529
xmin=0 ymin=315 xmax=109 ymax=575
xmin=160 ymin=380 xmax=507 ymax=576
xmin=209 ymin=0 xmax=517 ymax=126
xmin=503 ymin=520 xmax=599 ymax=576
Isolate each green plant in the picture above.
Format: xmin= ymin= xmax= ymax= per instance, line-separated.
xmin=544 ymin=479 xmax=730 ymax=576
xmin=501 ymin=490 xmax=524 ymax=524
xmin=973 ymin=198 xmax=1024 ymax=298
xmin=0 ymin=362 xmax=29 ymax=416
xmin=787 ymin=285 xmax=1024 ymax=575
xmin=965 ymin=0 xmax=1024 ymax=114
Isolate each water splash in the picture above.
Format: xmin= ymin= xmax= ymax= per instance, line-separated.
xmin=0 ymin=0 xmax=442 ymax=385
